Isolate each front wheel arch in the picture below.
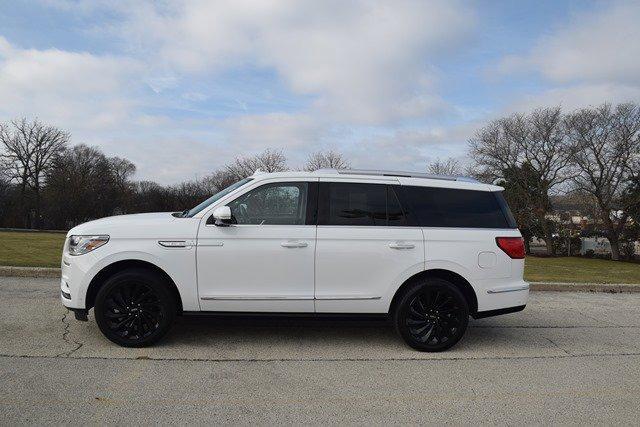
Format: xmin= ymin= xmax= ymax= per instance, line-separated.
xmin=86 ymin=259 xmax=183 ymax=314
xmin=389 ymin=269 xmax=478 ymax=316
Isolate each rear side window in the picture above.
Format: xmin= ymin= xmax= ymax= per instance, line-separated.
xmin=494 ymin=191 xmax=517 ymax=228
xmin=319 ymin=183 xmax=407 ymax=226
xmin=403 ymin=186 xmax=515 ymax=228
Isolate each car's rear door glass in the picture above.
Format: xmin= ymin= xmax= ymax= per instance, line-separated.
xmin=325 ymin=183 xmax=386 ymax=226
xmin=319 ymin=183 xmax=408 ymax=226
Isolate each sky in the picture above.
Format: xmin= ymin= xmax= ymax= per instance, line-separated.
xmin=1 ymin=0 xmax=639 ymax=184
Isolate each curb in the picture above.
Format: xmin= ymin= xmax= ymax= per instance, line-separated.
xmin=529 ymin=282 xmax=640 ymax=293
xmin=1 ymin=266 xmax=640 ymax=293
xmin=0 ymin=266 xmax=61 ymax=278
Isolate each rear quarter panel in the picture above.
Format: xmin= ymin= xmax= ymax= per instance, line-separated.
xmin=424 ymin=227 xmax=526 ymax=311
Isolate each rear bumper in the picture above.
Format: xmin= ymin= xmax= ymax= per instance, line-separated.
xmin=475 ymin=279 xmax=529 ymax=312
xmin=473 ymin=304 xmax=526 ymax=319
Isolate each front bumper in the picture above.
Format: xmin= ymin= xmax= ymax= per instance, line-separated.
xmin=60 ymin=251 xmax=97 ymax=310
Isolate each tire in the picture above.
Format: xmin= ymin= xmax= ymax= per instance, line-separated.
xmin=94 ymin=268 xmax=176 ymax=347
xmin=393 ymin=278 xmax=469 ymax=352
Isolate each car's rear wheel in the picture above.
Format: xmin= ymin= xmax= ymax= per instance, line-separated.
xmin=394 ymin=278 xmax=469 ymax=352
xmin=94 ymin=268 xmax=176 ymax=347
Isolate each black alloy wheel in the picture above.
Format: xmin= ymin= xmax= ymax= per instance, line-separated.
xmin=394 ymin=278 xmax=469 ymax=352
xmin=95 ymin=268 xmax=176 ymax=347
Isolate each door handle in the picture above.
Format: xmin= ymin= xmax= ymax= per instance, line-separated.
xmin=281 ymin=240 xmax=308 ymax=248
xmin=389 ymin=242 xmax=415 ymax=250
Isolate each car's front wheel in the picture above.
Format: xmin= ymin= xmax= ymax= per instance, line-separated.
xmin=94 ymin=268 xmax=176 ymax=347
xmin=394 ymin=278 xmax=469 ymax=352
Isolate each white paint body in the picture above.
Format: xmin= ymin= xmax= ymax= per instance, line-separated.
xmin=60 ymin=171 xmax=529 ymax=315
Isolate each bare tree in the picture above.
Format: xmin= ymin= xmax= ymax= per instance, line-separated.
xmin=304 ymin=150 xmax=351 ymax=171
xmin=225 ymin=149 xmax=288 ymax=179
xmin=202 ymin=170 xmax=238 ymax=193
xmin=565 ymin=103 xmax=640 ymax=260
xmin=108 ymin=157 xmax=136 ymax=190
xmin=469 ymin=107 xmax=572 ymax=255
xmin=426 ymin=157 xmax=461 ymax=176
xmin=0 ymin=118 xmax=69 ymax=227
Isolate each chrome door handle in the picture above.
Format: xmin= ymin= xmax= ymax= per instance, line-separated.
xmin=281 ymin=240 xmax=308 ymax=248
xmin=389 ymin=242 xmax=415 ymax=250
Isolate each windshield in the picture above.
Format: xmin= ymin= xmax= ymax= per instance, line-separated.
xmin=185 ymin=178 xmax=253 ymax=217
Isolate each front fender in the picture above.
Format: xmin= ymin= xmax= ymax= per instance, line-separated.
xmin=64 ymin=242 xmax=199 ymax=311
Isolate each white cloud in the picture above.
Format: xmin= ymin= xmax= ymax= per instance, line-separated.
xmin=113 ymin=0 xmax=476 ymax=124
xmin=533 ymin=2 xmax=640 ymax=85
xmin=0 ymin=36 xmax=142 ymax=130
xmin=0 ymin=36 xmax=224 ymax=183
xmin=492 ymin=1 xmax=640 ymax=114
xmin=496 ymin=2 xmax=640 ymax=84
xmin=509 ymin=83 xmax=640 ymax=113
xmin=0 ymin=2 xmax=481 ymax=184
xmin=222 ymin=113 xmax=322 ymax=151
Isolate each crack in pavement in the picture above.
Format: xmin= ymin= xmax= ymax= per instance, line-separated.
xmin=2 ymin=351 xmax=640 ymax=364
xmin=55 ymin=309 xmax=84 ymax=357
xmin=540 ymin=335 xmax=572 ymax=356
xmin=575 ymin=309 xmax=620 ymax=327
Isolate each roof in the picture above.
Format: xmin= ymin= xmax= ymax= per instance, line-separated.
xmin=251 ymin=168 xmax=503 ymax=191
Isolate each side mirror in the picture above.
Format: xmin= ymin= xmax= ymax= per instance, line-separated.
xmin=211 ymin=205 xmax=232 ymax=226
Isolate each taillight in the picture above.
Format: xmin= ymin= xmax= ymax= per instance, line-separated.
xmin=495 ymin=237 xmax=525 ymax=259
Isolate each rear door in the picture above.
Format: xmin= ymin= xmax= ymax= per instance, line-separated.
xmin=314 ymin=180 xmax=424 ymax=313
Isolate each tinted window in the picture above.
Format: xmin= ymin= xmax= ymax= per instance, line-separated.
xmin=387 ymin=186 xmax=407 ymax=226
xmin=494 ymin=191 xmax=517 ymax=228
xmin=227 ymin=182 xmax=308 ymax=225
xmin=321 ymin=183 xmax=407 ymax=226
xmin=404 ymin=186 xmax=513 ymax=228
xmin=328 ymin=183 xmax=386 ymax=226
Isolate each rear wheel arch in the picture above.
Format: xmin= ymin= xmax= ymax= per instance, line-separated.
xmin=389 ymin=269 xmax=478 ymax=315
xmin=86 ymin=259 xmax=183 ymax=314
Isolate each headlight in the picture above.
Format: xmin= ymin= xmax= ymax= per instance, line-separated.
xmin=67 ymin=235 xmax=109 ymax=256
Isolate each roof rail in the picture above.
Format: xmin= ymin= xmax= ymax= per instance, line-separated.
xmin=333 ymin=168 xmax=478 ymax=183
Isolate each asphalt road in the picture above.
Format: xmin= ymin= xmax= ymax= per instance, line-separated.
xmin=1 ymin=277 xmax=640 ymax=425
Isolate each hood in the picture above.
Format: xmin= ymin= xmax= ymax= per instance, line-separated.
xmin=67 ymin=212 xmax=198 ymax=239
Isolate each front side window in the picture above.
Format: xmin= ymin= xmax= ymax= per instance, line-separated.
xmin=320 ymin=183 xmax=406 ymax=226
xmin=227 ymin=182 xmax=308 ymax=225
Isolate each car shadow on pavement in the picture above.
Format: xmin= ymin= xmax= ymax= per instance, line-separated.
xmin=165 ymin=314 xmax=399 ymax=346
xmin=143 ymin=314 xmax=541 ymax=358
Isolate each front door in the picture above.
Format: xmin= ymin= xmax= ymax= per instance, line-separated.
xmin=197 ymin=179 xmax=317 ymax=312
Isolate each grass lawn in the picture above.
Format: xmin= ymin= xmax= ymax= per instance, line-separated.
xmin=0 ymin=231 xmax=66 ymax=268
xmin=1 ymin=231 xmax=640 ymax=283
xmin=524 ymin=256 xmax=640 ymax=284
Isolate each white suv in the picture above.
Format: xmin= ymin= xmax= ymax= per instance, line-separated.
xmin=60 ymin=169 xmax=528 ymax=351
